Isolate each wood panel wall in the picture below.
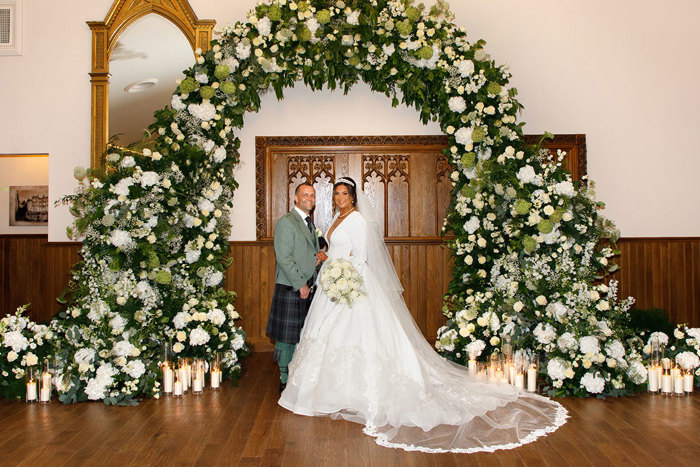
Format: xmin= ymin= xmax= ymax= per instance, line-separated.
xmin=2 ymin=236 xmax=698 ymax=347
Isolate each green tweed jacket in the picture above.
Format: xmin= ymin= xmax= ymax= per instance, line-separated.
xmin=273 ymin=210 xmax=319 ymax=290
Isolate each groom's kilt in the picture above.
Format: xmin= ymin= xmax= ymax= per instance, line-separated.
xmin=266 ymin=283 xmax=312 ymax=344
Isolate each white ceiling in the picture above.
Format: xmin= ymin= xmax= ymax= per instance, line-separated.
xmin=109 ymin=14 xmax=194 ymax=145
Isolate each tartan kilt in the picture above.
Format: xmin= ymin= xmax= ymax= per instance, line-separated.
xmin=266 ymin=283 xmax=313 ymax=344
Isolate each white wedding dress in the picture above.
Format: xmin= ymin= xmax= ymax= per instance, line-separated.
xmin=279 ymin=208 xmax=568 ymax=453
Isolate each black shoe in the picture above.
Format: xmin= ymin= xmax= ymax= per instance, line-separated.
xmin=279 ymin=382 xmax=287 ymax=393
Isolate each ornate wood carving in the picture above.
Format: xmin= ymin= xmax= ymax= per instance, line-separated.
xmin=88 ymin=0 xmax=215 ymax=168
xmin=522 ymin=134 xmax=588 ymax=181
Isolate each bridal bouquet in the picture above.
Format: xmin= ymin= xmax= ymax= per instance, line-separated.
xmin=320 ymin=259 xmax=366 ymax=306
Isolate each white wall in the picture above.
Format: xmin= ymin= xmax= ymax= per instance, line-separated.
xmin=0 ymin=0 xmax=697 ymax=241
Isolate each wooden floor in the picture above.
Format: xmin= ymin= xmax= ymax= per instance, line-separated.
xmin=1 ymin=352 xmax=698 ymax=467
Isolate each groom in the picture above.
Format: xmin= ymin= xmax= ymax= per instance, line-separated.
xmin=266 ymin=182 xmax=323 ymax=393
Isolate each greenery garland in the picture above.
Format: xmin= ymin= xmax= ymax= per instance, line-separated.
xmin=6 ymin=0 xmax=698 ymax=402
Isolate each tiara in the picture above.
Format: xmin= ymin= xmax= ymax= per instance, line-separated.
xmin=337 ymin=176 xmax=355 ymax=187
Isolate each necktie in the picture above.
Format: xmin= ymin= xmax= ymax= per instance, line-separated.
xmin=305 ymin=215 xmax=314 ymax=235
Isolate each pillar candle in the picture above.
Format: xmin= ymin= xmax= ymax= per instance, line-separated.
xmin=26 ymin=381 xmax=37 ymax=401
xmin=673 ymin=370 xmax=685 ymax=395
xmin=515 ymin=373 xmax=525 ymax=390
xmin=163 ymin=367 xmax=173 ymax=393
xmin=173 ymin=380 xmax=183 ymax=396
xmin=527 ymin=366 xmax=537 ymax=392
xmin=683 ymin=373 xmax=694 ymax=393
xmin=211 ymin=370 xmax=221 ymax=389
xmin=647 ymin=365 xmax=658 ymax=392
xmin=661 ymin=374 xmax=673 ymax=394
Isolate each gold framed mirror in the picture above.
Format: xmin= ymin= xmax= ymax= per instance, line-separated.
xmin=88 ymin=0 xmax=215 ymax=168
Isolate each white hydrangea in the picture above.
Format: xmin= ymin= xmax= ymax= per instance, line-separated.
xmin=448 ymin=96 xmax=467 ymax=113
xmin=113 ymin=339 xmax=135 ymax=357
xmin=457 ymin=59 xmax=474 ymax=77
xmin=463 ymin=216 xmax=480 ymax=234
xmin=171 ymin=95 xmax=186 ymax=111
xmin=198 ymin=199 xmax=215 ymax=213
xmin=533 ymin=322 xmax=557 ymax=345
xmin=235 ymin=41 xmax=251 ymax=59
xmin=516 ymin=165 xmax=540 ymax=185
xmin=220 ymin=57 xmax=239 ymax=70
xmin=648 ymin=332 xmax=669 ymax=347
xmin=188 ymin=101 xmax=217 ymax=121
xmin=547 ymin=302 xmax=569 ymax=322
xmin=205 ymin=271 xmax=224 ymax=287
xmin=2 ymin=331 xmax=29 ymax=352
xmin=466 ymin=339 xmax=486 ymax=358
xmin=579 ymin=336 xmax=600 ymax=355
xmin=454 ymin=127 xmax=473 ymax=146
xmin=212 ymin=146 xmax=227 ymax=163
xmin=382 ymin=43 xmax=395 ymax=56
xmin=120 ymin=156 xmax=135 ymax=168
xmin=605 ymin=340 xmax=625 ymax=360
xmin=676 ymin=351 xmax=700 ymax=370
xmin=172 ymin=311 xmax=189 ymax=330
xmin=112 ymin=177 xmax=134 ymax=197
xmin=207 ymin=308 xmax=226 ymax=326
xmin=84 ymin=363 xmax=118 ymax=400
xmin=547 ymin=357 xmax=568 ymax=380
xmin=125 ymin=360 xmax=146 ymax=379
xmin=256 ymin=16 xmax=271 ymax=36
xmin=140 ymin=171 xmax=160 ymax=187
xmin=110 ymin=314 xmax=128 ymax=334
xmin=580 ymin=372 xmax=605 ymax=394
xmin=194 ymin=72 xmax=209 ymax=84
xmin=627 ymin=361 xmax=647 ymax=384
xmin=109 ymin=230 xmax=135 ymax=250
xmin=232 ymin=333 xmax=246 ymax=350
xmin=554 ymin=180 xmax=575 ymax=197
xmin=189 ymin=326 xmax=210 ymax=346
xmin=557 ymin=332 xmax=578 ymax=352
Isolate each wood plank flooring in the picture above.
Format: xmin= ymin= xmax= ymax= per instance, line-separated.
xmin=1 ymin=352 xmax=698 ymax=466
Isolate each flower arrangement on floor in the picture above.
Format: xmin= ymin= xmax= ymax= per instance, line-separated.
xmin=319 ymin=258 xmax=366 ymax=305
xmin=0 ymin=306 xmax=56 ymax=400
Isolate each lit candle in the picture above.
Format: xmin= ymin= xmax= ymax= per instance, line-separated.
xmin=683 ymin=372 xmax=694 ymax=393
xmin=508 ymin=364 xmax=516 ymax=385
xmin=211 ymin=369 xmax=221 ymax=389
xmin=173 ymin=380 xmax=183 ymax=396
xmin=673 ymin=368 xmax=685 ymax=395
xmin=193 ymin=375 xmax=203 ymax=393
xmin=26 ymin=381 xmax=37 ymax=402
xmin=527 ymin=365 xmax=537 ymax=392
xmin=163 ymin=366 xmax=174 ymax=394
xmin=647 ymin=365 xmax=659 ymax=392
xmin=39 ymin=372 xmax=51 ymax=403
xmin=514 ymin=373 xmax=525 ymax=390
xmin=468 ymin=359 xmax=477 ymax=374
xmin=661 ymin=373 xmax=673 ymax=394
xmin=179 ymin=366 xmax=189 ymax=391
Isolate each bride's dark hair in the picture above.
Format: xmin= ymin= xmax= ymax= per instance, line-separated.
xmin=333 ymin=176 xmax=358 ymax=209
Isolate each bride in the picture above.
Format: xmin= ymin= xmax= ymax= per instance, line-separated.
xmin=279 ymin=177 xmax=568 ymax=453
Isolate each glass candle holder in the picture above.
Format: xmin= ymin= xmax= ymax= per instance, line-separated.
xmin=526 ymin=355 xmax=539 ymax=393
xmin=25 ymin=367 xmax=38 ymax=403
xmin=660 ymin=358 xmax=673 ymax=395
xmin=682 ymin=368 xmax=694 ymax=393
xmin=162 ymin=360 xmax=174 ymax=395
xmin=172 ymin=364 xmax=183 ymax=397
xmin=192 ymin=359 xmax=205 ymax=394
xmin=210 ymin=352 xmax=221 ymax=389
xmin=39 ymin=361 xmax=52 ymax=404
xmin=673 ymin=366 xmax=686 ymax=396
xmin=178 ymin=358 xmax=189 ymax=392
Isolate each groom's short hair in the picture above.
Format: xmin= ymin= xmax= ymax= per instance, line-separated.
xmin=294 ymin=182 xmax=314 ymax=195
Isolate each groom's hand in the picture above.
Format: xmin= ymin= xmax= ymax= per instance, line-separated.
xmin=316 ymin=251 xmax=328 ymax=265
xmin=299 ymin=284 xmax=310 ymax=299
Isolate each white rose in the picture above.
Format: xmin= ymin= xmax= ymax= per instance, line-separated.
xmin=513 ymin=301 xmax=524 ymax=312
xmin=7 ymin=351 xmax=18 ymax=362
xmin=535 ymin=295 xmax=548 ymax=306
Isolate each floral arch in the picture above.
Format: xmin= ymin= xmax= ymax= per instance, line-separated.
xmin=2 ymin=0 xmax=663 ymax=403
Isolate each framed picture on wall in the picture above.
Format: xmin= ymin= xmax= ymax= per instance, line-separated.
xmin=9 ymin=185 xmax=48 ymax=226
